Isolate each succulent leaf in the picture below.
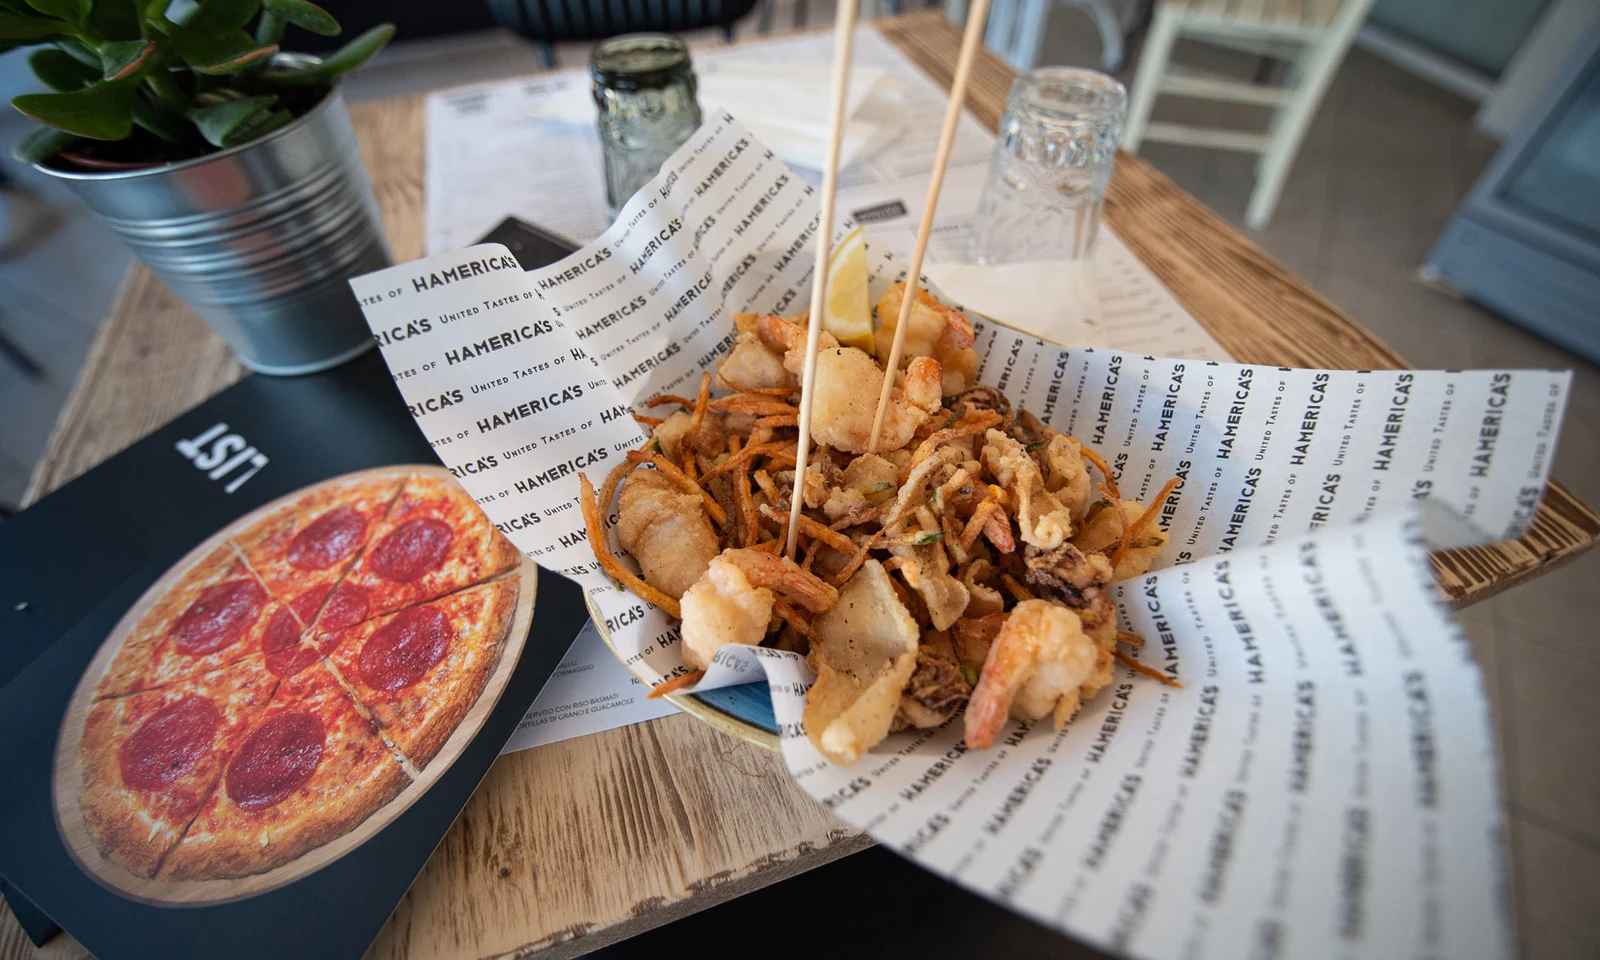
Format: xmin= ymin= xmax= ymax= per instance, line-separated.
xmin=0 ymin=12 xmax=68 ymax=41
xmin=181 ymin=0 xmax=259 ymax=33
xmin=11 ymin=80 xmax=135 ymax=139
xmin=29 ymin=46 xmax=99 ymax=89
xmin=261 ymin=0 xmax=335 ymax=36
xmin=11 ymin=122 xmax=81 ymax=163
xmin=168 ymin=23 xmax=276 ymax=74
xmin=263 ymin=21 xmax=390 ymax=84
xmin=188 ymin=92 xmax=274 ymax=146
xmin=22 ymin=0 xmax=87 ymax=23
xmin=100 ymin=38 xmax=155 ymax=80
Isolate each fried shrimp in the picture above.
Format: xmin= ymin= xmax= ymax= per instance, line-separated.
xmin=616 ymin=469 xmax=720 ymax=600
xmin=875 ymin=282 xmax=980 ymax=395
xmin=679 ymin=554 xmax=775 ymax=670
xmin=964 ymin=600 xmax=1099 ymax=749
xmin=717 ymin=313 xmax=797 ymax=391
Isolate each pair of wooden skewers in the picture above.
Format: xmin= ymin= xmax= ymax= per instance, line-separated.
xmin=785 ymin=0 xmax=995 ymax=558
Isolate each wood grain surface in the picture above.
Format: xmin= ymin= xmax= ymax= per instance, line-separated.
xmin=8 ymin=10 xmax=1596 ymax=960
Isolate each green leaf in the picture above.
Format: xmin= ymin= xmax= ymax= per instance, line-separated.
xmin=131 ymin=91 xmax=192 ymax=144
xmin=86 ymin=0 xmax=140 ymax=39
xmin=229 ymin=105 xmax=291 ymax=143
xmin=188 ymin=93 xmax=272 ymax=146
xmin=0 ymin=12 xmax=68 ymax=40
xmin=181 ymin=0 xmax=259 ymax=31
xmin=30 ymin=46 xmax=99 ymax=88
xmin=56 ymin=37 xmax=98 ymax=64
xmin=23 ymin=0 xmax=87 ymax=22
xmin=168 ymin=23 xmax=276 ymax=73
xmin=11 ymin=122 xmax=82 ymax=163
xmin=11 ymin=81 xmax=134 ymax=139
xmin=100 ymin=38 xmax=154 ymax=79
xmin=261 ymin=0 xmax=335 ymax=36
xmin=262 ymin=22 xmax=391 ymax=84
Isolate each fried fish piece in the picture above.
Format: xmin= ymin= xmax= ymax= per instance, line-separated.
xmin=616 ymin=469 xmax=719 ymax=600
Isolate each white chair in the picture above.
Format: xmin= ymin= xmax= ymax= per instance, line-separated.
xmin=1121 ymin=0 xmax=1377 ymax=228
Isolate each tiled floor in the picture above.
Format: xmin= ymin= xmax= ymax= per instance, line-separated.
xmin=1 ymin=6 xmax=1596 ymax=957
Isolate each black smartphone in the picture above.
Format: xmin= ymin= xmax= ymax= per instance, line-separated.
xmin=475 ymin=217 xmax=580 ymax=271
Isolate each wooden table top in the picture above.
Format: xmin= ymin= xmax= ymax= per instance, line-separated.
xmin=7 ymin=10 xmax=1597 ymax=960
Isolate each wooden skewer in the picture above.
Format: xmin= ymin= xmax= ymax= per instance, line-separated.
xmin=866 ymin=0 xmax=993 ymax=454
xmin=787 ymin=0 xmax=861 ymax=559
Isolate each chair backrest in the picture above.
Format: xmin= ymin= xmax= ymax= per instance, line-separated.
xmin=487 ymin=0 xmax=761 ymax=43
xmin=1171 ymin=0 xmax=1370 ymax=34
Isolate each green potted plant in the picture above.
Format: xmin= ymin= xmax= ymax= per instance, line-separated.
xmin=2 ymin=0 xmax=397 ymax=374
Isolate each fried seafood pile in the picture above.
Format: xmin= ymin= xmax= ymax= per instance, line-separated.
xmin=578 ymin=284 xmax=1179 ymax=766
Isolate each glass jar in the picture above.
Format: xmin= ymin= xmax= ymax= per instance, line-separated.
xmin=591 ymin=33 xmax=703 ymax=222
xmin=968 ymin=68 xmax=1127 ymax=265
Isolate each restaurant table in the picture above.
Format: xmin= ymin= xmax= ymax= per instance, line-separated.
xmin=6 ymin=10 xmax=1598 ymax=960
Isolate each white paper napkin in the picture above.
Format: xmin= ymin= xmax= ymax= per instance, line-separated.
xmin=922 ymin=260 xmax=1102 ymax=345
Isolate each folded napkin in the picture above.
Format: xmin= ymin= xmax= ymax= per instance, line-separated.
xmin=526 ymin=59 xmax=907 ymax=171
xmin=922 ymin=260 xmax=1101 ymax=345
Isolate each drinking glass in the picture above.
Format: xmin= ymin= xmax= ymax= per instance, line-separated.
xmin=591 ymin=34 xmax=703 ymax=222
xmin=969 ymin=68 xmax=1127 ymax=264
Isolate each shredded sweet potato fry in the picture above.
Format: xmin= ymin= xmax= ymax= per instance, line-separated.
xmin=772 ymin=599 xmax=811 ymax=636
xmin=644 ymin=394 xmax=694 ymax=409
xmin=759 ymin=503 xmax=856 ymax=554
xmin=1114 ymin=649 xmax=1182 ymax=687
xmin=689 ymin=371 xmax=712 ymax=433
xmin=632 ymin=413 xmax=664 ymax=427
xmin=1077 ymin=441 xmax=1119 ymax=500
xmin=648 ymin=670 xmax=705 ymax=699
xmin=959 ymin=498 xmax=1001 ymax=551
xmin=909 ymin=411 xmax=1002 ymax=467
xmin=577 ymin=472 xmax=681 ymax=619
xmin=625 ymin=450 xmax=729 ymax=528
xmin=752 ymin=469 xmax=781 ymax=503
xmin=1116 ymin=630 xmax=1146 ymax=648
xmin=1000 ymin=573 xmax=1034 ymax=602
xmin=752 ymin=414 xmax=800 ymax=430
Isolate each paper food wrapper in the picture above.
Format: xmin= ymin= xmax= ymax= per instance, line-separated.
xmin=353 ymin=113 xmax=1568 ymax=959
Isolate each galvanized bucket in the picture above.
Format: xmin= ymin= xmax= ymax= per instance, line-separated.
xmin=35 ymin=78 xmax=391 ymax=375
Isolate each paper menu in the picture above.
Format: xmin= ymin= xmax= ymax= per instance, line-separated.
xmin=355 ymin=114 xmax=1561 ymax=957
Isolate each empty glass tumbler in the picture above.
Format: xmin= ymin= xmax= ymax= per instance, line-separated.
xmin=969 ymin=69 xmax=1127 ymax=264
xmin=592 ymin=34 xmax=703 ymax=222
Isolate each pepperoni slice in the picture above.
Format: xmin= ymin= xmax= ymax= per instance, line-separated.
xmin=260 ymin=607 xmax=301 ymax=654
xmin=358 ymin=605 xmax=451 ymax=691
xmin=366 ymin=518 xmax=452 ymax=583
xmin=319 ymin=583 xmax=369 ymax=632
xmin=173 ymin=579 xmax=267 ymax=656
xmin=119 ymin=697 xmax=220 ymax=790
xmin=287 ymin=506 xmax=368 ymax=571
xmin=289 ymin=583 xmax=334 ymax=625
xmin=226 ymin=711 xmax=325 ymax=810
xmin=265 ymin=644 xmax=320 ymax=678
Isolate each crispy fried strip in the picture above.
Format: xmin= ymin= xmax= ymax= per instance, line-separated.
xmin=645 ymin=394 xmax=694 ymax=409
xmin=800 ymin=535 xmax=822 ymax=571
xmin=624 ymin=450 xmax=729 ymax=527
xmin=752 ymin=414 xmax=799 ymax=429
xmin=735 ymin=461 xmax=758 ymax=547
xmin=632 ymin=413 xmax=664 ymax=427
xmin=758 ymin=503 xmax=857 ymax=554
xmin=698 ymin=441 xmax=787 ymax=480
xmin=689 ymin=371 xmax=712 ymax=433
xmin=710 ymin=384 xmax=795 ymax=399
xmin=1116 ymin=630 xmax=1146 ymax=648
xmin=1019 ymin=409 xmax=1056 ymax=438
xmin=577 ymin=472 xmax=681 ymax=619
xmin=999 ymin=573 xmax=1034 ymax=603
xmin=752 ymin=469 xmax=781 ymax=503
xmin=1110 ymin=476 xmax=1182 ymax=569
xmin=597 ymin=444 xmax=649 ymax=520
xmin=647 ymin=670 xmax=705 ymax=699
xmin=983 ymin=503 xmax=1016 ymax=553
xmin=829 ymin=528 xmax=888 ymax=586
xmin=1114 ymin=649 xmax=1183 ymax=687
xmin=764 ymin=453 xmax=798 ymax=470
xmin=1077 ymin=441 xmax=1120 ymax=500
xmin=1094 ymin=482 xmax=1133 ymax=565
xmin=772 ymin=599 xmax=811 ymax=636
xmin=908 ymin=411 xmax=1002 ymax=470
xmin=752 ymin=539 xmax=783 ymax=553
xmin=959 ymin=498 xmax=1002 ymax=551
xmin=718 ymin=399 xmax=799 ymax=416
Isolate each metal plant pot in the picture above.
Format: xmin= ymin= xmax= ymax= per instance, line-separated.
xmin=34 ymin=73 xmax=391 ymax=375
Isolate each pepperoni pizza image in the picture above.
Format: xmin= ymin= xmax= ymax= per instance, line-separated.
xmin=54 ymin=467 xmax=535 ymax=903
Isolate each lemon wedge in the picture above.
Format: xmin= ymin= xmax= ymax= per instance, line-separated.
xmin=823 ymin=225 xmax=875 ymax=356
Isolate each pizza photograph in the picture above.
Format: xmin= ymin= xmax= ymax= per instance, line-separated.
xmin=51 ymin=466 xmax=536 ymax=904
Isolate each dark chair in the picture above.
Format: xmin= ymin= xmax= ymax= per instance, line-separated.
xmin=486 ymin=0 xmax=764 ymax=66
